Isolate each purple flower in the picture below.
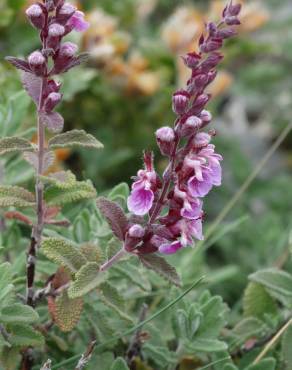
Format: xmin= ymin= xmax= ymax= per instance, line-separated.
xmin=68 ymin=10 xmax=89 ymax=32
xmin=127 ymin=170 xmax=156 ymax=216
xmin=171 ymin=217 xmax=204 ymax=247
xmin=174 ymin=186 xmax=203 ymax=219
xmin=159 ymin=241 xmax=183 ymax=254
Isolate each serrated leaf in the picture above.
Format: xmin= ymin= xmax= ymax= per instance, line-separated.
xmin=245 ymin=358 xmax=276 ymax=370
xmin=96 ymin=197 xmax=128 ymax=241
xmin=0 ymin=137 xmax=34 ymax=155
xmin=8 ymin=323 xmax=44 ymax=347
xmin=0 ymin=185 xmax=35 ymax=208
xmin=44 ymin=180 xmax=96 ymax=206
xmin=68 ymin=262 xmax=106 ymax=298
xmin=110 ymin=357 xmax=129 ymax=370
xmin=243 ymin=282 xmax=277 ymax=319
xmin=5 ymin=57 xmax=31 ymax=73
xmin=20 ymin=71 xmax=42 ymax=105
xmin=139 ymin=254 xmax=181 ymax=286
xmin=48 ymin=290 xmax=83 ymax=332
xmin=42 ymin=111 xmax=64 ymax=133
xmin=48 ymin=129 xmax=103 ymax=150
xmin=249 ymin=268 xmax=292 ymax=308
xmin=41 ymin=237 xmax=87 ymax=273
xmin=0 ymin=303 xmax=39 ymax=324
xmin=282 ymin=324 xmax=292 ymax=370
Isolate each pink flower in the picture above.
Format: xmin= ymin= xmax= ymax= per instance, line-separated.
xmin=172 ymin=217 xmax=204 ymax=247
xmin=159 ymin=241 xmax=183 ymax=254
xmin=127 ymin=170 xmax=156 ymax=216
xmin=68 ymin=10 xmax=89 ymax=32
xmin=174 ymin=186 xmax=203 ymax=219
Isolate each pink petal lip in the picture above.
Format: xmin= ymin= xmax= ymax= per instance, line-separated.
xmin=127 ymin=187 xmax=154 ymax=216
xmin=159 ymin=241 xmax=183 ymax=254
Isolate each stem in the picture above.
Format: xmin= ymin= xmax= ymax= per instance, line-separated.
xmin=253 ymin=317 xmax=292 ymax=364
xmin=99 ymin=248 xmax=127 ymax=272
xmin=26 ymin=78 xmax=46 ymax=308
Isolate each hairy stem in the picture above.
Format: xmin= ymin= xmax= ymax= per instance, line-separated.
xmin=100 ymin=248 xmax=126 ymax=272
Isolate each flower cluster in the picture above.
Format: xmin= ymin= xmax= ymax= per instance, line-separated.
xmin=126 ymin=1 xmax=241 ymax=255
xmin=7 ymin=0 xmax=89 ymax=132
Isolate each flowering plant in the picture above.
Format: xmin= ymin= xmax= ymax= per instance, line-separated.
xmin=4 ymin=2 xmax=291 ymax=370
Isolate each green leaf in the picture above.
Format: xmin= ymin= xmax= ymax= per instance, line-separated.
xmin=143 ymin=343 xmax=177 ymax=367
xmin=0 ymin=136 xmax=34 ymax=155
xmin=99 ymin=282 xmax=133 ymax=324
xmin=243 ymin=282 xmax=277 ymax=319
xmin=44 ymin=180 xmax=96 ymax=206
xmin=50 ymin=291 xmax=83 ymax=332
xmin=110 ymin=357 xmax=129 ymax=370
xmin=249 ymin=268 xmax=292 ymax=308
xmin=0 ymin=185 xmax=35 ymax=208
xmin=188 ymin=338 xmax=228 ymax=352
xmin=281 ymin=324 xmax=292 ymax=370
xmin=0 ymin=347 xmax=21 ymax=370
xmin=80 ymin=243 xmax=102 ymax=263
xmin=112 ymin=262 xmax=151 ymax=292
xmin=245 ymin=358 xmax=276 ymax=370
xmin=139 ymin=254 xmax=181 ymax=286
xmin=40 ymin=170 xmax=77 ymax=189
xmin=0 ymin=303 xmax=39 ymax=324
xmin=48 ymin=130 xmax=103 ymax=150
xmin=41 ymin=237 xmax=87 ymax=273
xmin=68 ymin=262 xmax=106 ymax=298
xmin=108 ymin=182 xmax=129 ymax=206
xmin=8 ymin=323 xmax=44 ymax=347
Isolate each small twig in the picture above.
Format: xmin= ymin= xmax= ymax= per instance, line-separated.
xmin=100 ymin=248 xmax=126 ymax=272
xmin=33 ymin=282 xmax=71 ymax=303
xmin=40 ymin=359 xmax=51 ymax=370
xmin=126 ymin=304 xmax=148 ymax=365
xmin=0 ymin=324 xmax=11 ymax=342
xmin=253 ymin=318 xmax=292 ymax=364
xmin=74 ymin=340 xmax=96 ymax=370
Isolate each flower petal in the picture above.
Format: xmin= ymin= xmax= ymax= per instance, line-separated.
xmin=159 ymin=241 xmax=183 ymax=254
xmin=68 ymin=11 xmax=89 ymax=32
xmin=127 ymin=187 xmax=154 ymax=216
xmin=188 ymin=175 xmax=213 ymax=197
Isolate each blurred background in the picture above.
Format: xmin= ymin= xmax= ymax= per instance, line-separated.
xmin=0 ymin=0 xmax=292 ymax=304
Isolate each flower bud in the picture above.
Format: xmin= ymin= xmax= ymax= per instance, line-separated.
xmin=28 ymin=51 xmax=46 ymax=76
xmin=192 ymin=94 xmax=210 ymax=112
xmin=193 ymin=132 xmax=211 ymax=148
xmin=225 ymin=16 xmax=240 ymax=26
xmin=128 ymin=224 xmax=145 ymax=238
xmin=172 ymin=90 xmax=190 ymax=115
xmin=57 ymin=3 xmax=76 ymax=24
xmin=47 ymin=23 xmax=65 ymax=49
xmin=199 ymin=110 xmax=212 ymax=126
xmin=182 ymin=52 xmax=201 ymax=69
xmin=26 ymin=4 xmax=45 ymax=29
xmin=155 ymin=126 xmax=175 ymax=156
xmin=180 ymin=116 xmax=202 ymax=137
xmin=46 ymin=79 xmax=62 ymax=95
xmin=200 ymin=52 xmax=223 ymax=71
xmin=44 ymin=92 xmax=62 ymax=112
xmin=200 ymin=38 xmax=223 ymax=53
xmin=228 ymin=3 xmax=241 ymax=16
xmin=216 ymin=28 xmax=236 ymax=39
xmin=59 ymin=42 xmax=78 ymax=58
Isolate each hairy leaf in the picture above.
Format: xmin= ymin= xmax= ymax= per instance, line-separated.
xmin=143 ymin=343 xmax=177 ymax=368
xmin=20 ymin=71 xmax=42 ymax=104
xmin=48 ymin=291 xmax=83 ymax=332
xmin=62 ymin=53 xmax=89 ymax=73
xmin=48 ymin=129 xmax=103 ymax=150
xmin=24 ymin=150 xmax=55 ymax=172
xmin=249 ymin=268 xmax=292 ymax=308
xmin=0 ymin=137 xmax=34 ymax=155
xmin=41 ymin=237 xmax=87 ymax=273
xmin=243 ymin=282 xmax=277 ymax=319
xmin=99 ymin=281 xmax=133 ymax=323
xmin=8 ymin=323 xmax=44 ymax=347
xmin=80 ymin=243 xmax=102 ymax=263
xmin=96 ymin=197 xmax=128 ymax=241
xmin=40 ymin=170 xmax=76 ymax=189
xmin=0 ymin=185 xmax=35 ymax=208
xmin=139 ymin=254 xmax=181 ymax=286
xmin=68 ymin=262 xmax=106 ymax=298
xmin=0 ymin=303 xmax=39 ymax=324
xmin=44 ymin=180 xmax=96 ymax=206
xmin=187 ymin=338 xmax=227 ymax=352
xmin=110 ymin=357 xmax=130 ymax=370
xmin=42 ymin=111 xmax=64 ymax=133
xmin=5 ymin=57 xmax=31 ymax=73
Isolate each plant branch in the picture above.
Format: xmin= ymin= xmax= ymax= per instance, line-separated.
xmin=74 ymin=340 xmax=96 ymax=370
xmin=99 ymin=247 xmax=127 ymax=272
